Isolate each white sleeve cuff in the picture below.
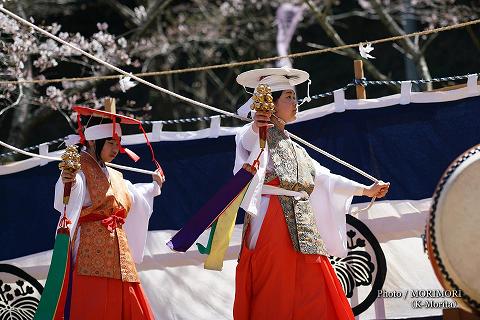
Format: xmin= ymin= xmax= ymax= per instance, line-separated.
xmin=240 ymin=124 xmax=259 ymax=152
xmin=134 ymin=181 xmax=161 ymax=199
xmin=355 ymin=185 xmax=367 ymax=196
xmin=331 ymin=173 xmax=368 ymax=196
xmin=152 ymin=181 xmax=162 ymax=197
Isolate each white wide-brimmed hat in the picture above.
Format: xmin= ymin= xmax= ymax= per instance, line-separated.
xmin=236 ymin=67 xmax=309 ymax=91
xmin=236 ymin=67 xmax=310 ymax=117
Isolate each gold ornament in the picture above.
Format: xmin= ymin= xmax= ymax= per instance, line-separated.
xmin=251 ymin=84 xmax=275 ymax=113
xmin=58 ymin=145 xmax=81 ymax=173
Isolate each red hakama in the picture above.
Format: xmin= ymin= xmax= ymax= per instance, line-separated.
xmin=66 ymin=264 xmax=155 ymax=320
xmin=234 ymin=194 xmax=355 ymax=320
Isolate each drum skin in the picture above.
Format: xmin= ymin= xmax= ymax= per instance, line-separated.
xmin=427 ymin=144 xmax=480 ymax=313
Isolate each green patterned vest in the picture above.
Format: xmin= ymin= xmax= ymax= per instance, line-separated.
xmin=264 ymin=126 xmax=328 ymax=255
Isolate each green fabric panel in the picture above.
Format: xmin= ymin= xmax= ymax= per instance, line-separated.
xmin=34 ymin=232 xmax=70 ymax=320
xmin=196 ymin=221 xmax=217 ymax=254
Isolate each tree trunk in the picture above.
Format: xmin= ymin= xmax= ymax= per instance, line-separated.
xmin=194 ymin=72 xmax=208 ymax=130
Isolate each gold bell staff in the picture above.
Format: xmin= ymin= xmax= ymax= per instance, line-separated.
xmin=58 ymin=146 xmax=81 ymax=205
xmin=251 ymin=84 xmax=276 ymax=150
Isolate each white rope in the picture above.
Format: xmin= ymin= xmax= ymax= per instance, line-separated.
xmin=106 ymin=162 xmax=156 ymax=175
xmin=1 ymin=16 xmax=479 ymax=86
xmin=0 ymin=140 xmax=60 ymax=161
xmin=0 ymin=139 xmax=157 ymax=175
xmin=287 ymin=132 xmax=378 ymax=183
xmin=0 ymin=6 xmax=236 ymax=118
xmin=0 ymin=6 xmax=379 ymax=183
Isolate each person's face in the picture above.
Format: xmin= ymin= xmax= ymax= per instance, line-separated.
xmin=274 ymin=89 xmax=297 ymax=123
xmin=100 ymin=138 xmax=120 ymax=163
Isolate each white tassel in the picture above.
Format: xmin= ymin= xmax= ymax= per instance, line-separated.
xmin=298 ymin=79 xmax=312 ymax=106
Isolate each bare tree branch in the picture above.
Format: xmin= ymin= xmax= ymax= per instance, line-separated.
xmin=420 ymin=34 xmax=438 ymax=55
xmin=365 ymin=0 xmax=432 ymax=88
xmin=366 ymin=0 xmax=418 ymax=55
xmin=100 ymin=0 xmax=141 ymax=26
xmin=303 ymin=0 xmax=392 ymax=84
xmin=466 ymin=25 xmax=480 ymax=54
xmin=133 ymin=0 xmax=175 ymax=38
xmin=0 ymin=84 xmax=23 ymax=117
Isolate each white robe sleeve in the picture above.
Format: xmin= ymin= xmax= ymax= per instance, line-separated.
xmin=234 ymin=123 xmax=268 ymax=216
xmin=123 ymin=181 xmax=161 ymax=263
xmin=54 ymin=172 xmax=86 ymax=237
xmin=310 ymin=159 xmax=367 ymax=257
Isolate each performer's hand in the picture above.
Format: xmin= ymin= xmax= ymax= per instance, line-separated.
xmin=363 ymin=181 xmax=390 ymax=198
xmin=252 ymin=111 xmax=274 ymax=133
xmin=61 ymin=170 xmax=76 ymax=184
xmin=152 ymin=169 xmax=165 ymax=188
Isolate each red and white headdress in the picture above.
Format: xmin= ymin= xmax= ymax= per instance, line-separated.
xmin=71 ymin=105 xmax=163 ymax=175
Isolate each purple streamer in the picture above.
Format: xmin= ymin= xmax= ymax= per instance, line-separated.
xmin=167 ymin=167 xmax=253 ymax=252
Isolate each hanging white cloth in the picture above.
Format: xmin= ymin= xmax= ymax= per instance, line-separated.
xmin=275 ymin=4 xmax=305 ymax=68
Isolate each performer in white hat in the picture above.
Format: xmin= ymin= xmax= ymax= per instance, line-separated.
xmin=53 ymin=106 xmax=165 ymax=320
xmin=233 ymin=67 xmax=389 ymax=320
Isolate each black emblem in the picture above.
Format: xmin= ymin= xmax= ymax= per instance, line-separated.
xmin=0 ymin=264 xmax=43 ymax=320
xmin=328 ymin=215 xmax=387 ymax=316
